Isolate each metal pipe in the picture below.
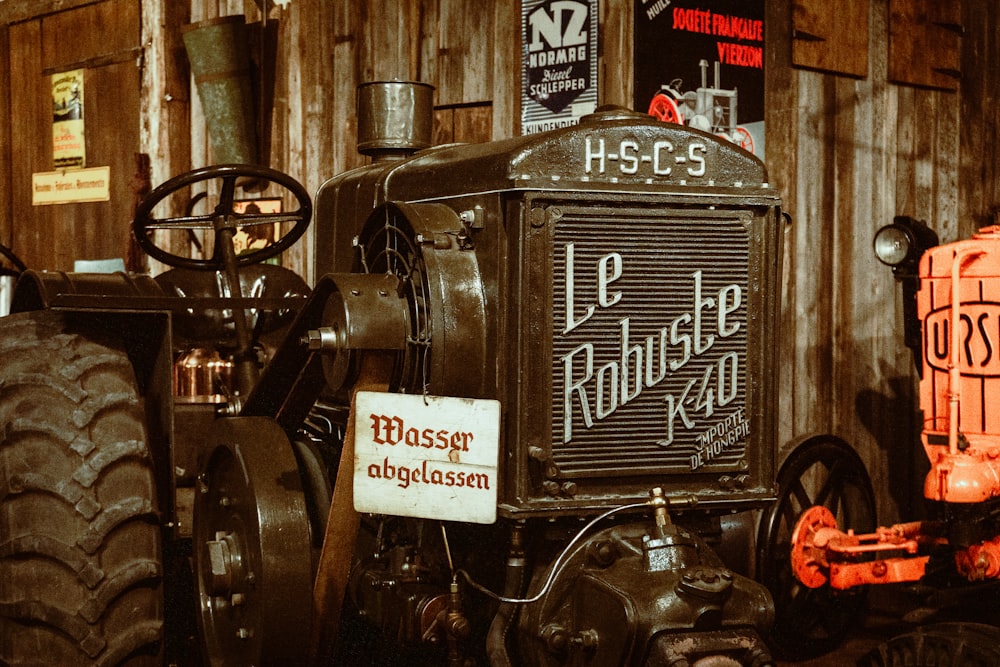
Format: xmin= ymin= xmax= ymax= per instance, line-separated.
xmin=948 ymin=247 xmax=984 ymax=454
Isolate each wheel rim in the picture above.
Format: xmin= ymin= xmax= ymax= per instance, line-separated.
xmin=647 ymin=93 xmax=683 ymax=124
xmin=860 ymin=622 xmax=1000 ymax=667
xmin=757 ymin=434 xmax=877 ymax=659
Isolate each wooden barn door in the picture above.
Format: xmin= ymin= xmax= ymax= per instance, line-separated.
xmin=1 ymin=0 xmax=142 ymax=272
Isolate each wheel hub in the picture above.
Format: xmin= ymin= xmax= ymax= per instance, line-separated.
xmin=790 ymin=505 xmax=838 ymax=588
xmin=193 ymin=418 xmax=314 ymax=666
xmin=206 ymin=530 xmax=247 ymax=598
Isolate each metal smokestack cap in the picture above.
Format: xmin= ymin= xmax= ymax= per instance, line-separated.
xmin=356 ymin=81 xmax=434 ymax=159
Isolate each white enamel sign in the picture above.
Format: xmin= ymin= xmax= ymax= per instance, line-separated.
xmin=32 ymin=167 xmax=110 ymax=205
xmin=353 ymin=392 xmax=501 ymax=524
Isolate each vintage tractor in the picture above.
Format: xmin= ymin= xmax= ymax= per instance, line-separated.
xmin=788 ymin=216 xmax=1000 ymax=664
xmin=0 ymin=82 xmax=860 ymax=666
xmin=646 ymin=59 xmax=755 ymax=154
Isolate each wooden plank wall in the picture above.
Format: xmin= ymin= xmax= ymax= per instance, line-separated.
xmin=2 ymin=0 xmax=142 ymax=271
xmin=766 ymin=0 xmax=1000 ymax=521
xmin=0 ymin=0 xmax=994 ymax=522
xmin=180 ymin=0 xmax=520 ymax=285
xmin=0 ymin=22 xmax=13 ymax=252
xmin=157 ymin=0 xmax=1000 ymax=523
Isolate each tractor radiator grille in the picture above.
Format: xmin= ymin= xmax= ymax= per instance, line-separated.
xmin=549 ymin=204 xmax=752 ymax=479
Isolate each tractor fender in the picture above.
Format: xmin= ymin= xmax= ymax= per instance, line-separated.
xmin=10 ymin=268 xmax=163 ymax=313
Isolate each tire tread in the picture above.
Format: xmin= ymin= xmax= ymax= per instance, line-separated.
xmin=0 ymin=311 xmax=163 ymax=665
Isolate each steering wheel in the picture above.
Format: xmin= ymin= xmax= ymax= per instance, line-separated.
xmin=133 ymin=164 xmax=312 ymax=271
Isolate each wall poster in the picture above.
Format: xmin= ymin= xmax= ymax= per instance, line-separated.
xmin=31 ymin=166 xmax=110 ymax=206
xmin=634 ymin=0 xmax=765 ymax=158
xmin=233 ymin=198 xmax=282 ymax=256
xmin=52 ymin=69 xmax=85 ymax=169
xmin=521 ymin=0 xmax=598 ymax=136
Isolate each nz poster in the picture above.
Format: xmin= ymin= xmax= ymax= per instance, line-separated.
xmin=52 ymin=69 xmax=85 ymax=169
xmin=521 ymin=0 xmax=598 ymax=136
xmin=634 ymin=0 xmax=765 ymax=159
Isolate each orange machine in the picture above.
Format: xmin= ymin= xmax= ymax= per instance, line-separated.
xmin=792 ymin=222 xmax=1000 ymax=589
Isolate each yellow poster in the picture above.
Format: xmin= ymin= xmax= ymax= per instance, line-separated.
xmin=52 ymin=69 xmax=85 ymax=169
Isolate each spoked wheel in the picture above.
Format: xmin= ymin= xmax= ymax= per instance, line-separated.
xmin=193 ymin=417 xmax=314 ymax=666
xmin=859 ymin=622 xmax=1000 ymax=667
xmin=732 ymin=126 xmax=754 ymax=153
xmin=647 ymin=92 xmax=683 ymax=124
xmin=757 ymin=434 xmax=877 ymax=660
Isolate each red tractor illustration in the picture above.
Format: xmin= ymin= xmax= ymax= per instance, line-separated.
xmin=647 ymin=59 xmax=755 ymax=154
xmin=789 ymin=217 xmax=1000 ymax=663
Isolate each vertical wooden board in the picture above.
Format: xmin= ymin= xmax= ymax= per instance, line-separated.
xmin=933 ymin=89 xmax=960 ymax=240
xmin=355 ymin=2 xmax=375 ymax=82
xmin=366 ymin=0 xmax=416 ymax=81
xmin=465 ymin=0 xmax=492 ymax=102
xmin=888 ymin=0 xmax=962 ymax=91
xmin=416 ymin=0 xmax=438 ymax=89
xmin=81 ymin=59 xmax=142 ymax=262
xmin=283 ymin=1 xmax=306 ymax=279
xmin=140 ymin=0 xmax=192 ymax=270
xmin=768 ymin=0 xmax=800 ymax=443
xmin=407 ymin=1 xmax=423 ymax=81
xmin=288 ymin=0 xmax=337 ymax=280
xmin=868 ymin=0 xmax=891 ymax=228
xmin=433 ymin=107 xmax=455 ymax=144
xmin=892 ymin=86 xmax=917 ymax=215
xmin=268 ymin=13 xmax=288 ymax=173
xmin=792 ymin=0 xmax=868 ymax=78
xmin=0 ymin=24 xmax=11 ymax=247
xmin=835 ymin=70 xmax=894 ymax=519
xmin=830 ymin=76 xmax=859 ymax=443
xmin=332 ymin=0 xmax=365 ymax=176
xmin=452 ymin=104 xmax=492 ymax=143
xmin=911 ymin=90 xmax=938 ymax=234
xmin=958 ymin=0 xmax=1000 ymax=231
xmin=788 ymin=70 xmax=837 ymax=441
xmin=437 ymin=0 xmax=491 ymax=105
xmin=865 ymin=4 xmax=924 ymax=521
xmin=474 ymin=0 xmax=494 ymax=102
xmin=289 ymin=1 xmax=312 ymax=172
xmin=40 ymin=0 xmax=140 ymax=68
xmin=8 ymin=19 xmax=46 ymax=269
xmin=491 ymin=0 xmax=518 ymax=138
xmin=434 ymin=0 xmax=461 ymax=105
xmin=190 ymin=2 xmax=214 ymax=23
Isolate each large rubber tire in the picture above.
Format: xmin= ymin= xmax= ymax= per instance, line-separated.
xmin=859 ymin=622 xmax=1000 ymax=667
xmin=0 ymin=311 xmax=163 ymax=665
